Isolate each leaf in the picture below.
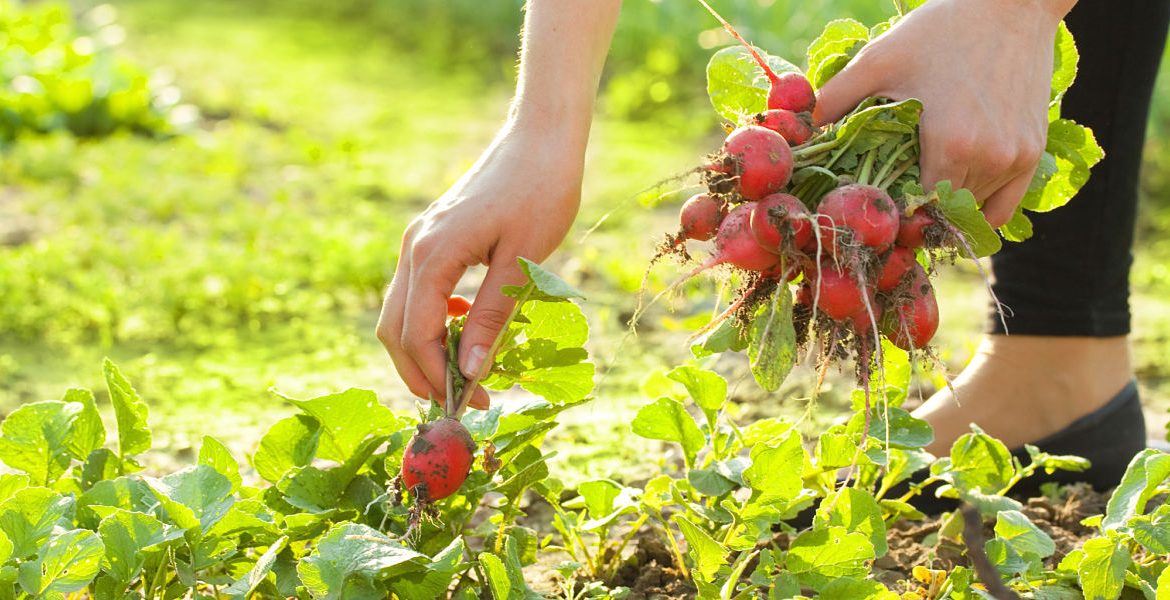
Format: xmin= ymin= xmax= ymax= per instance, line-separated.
xmin=847 ymin=406 xmax=933 ymax=450
xmin=391 ymin=538 xmax=468 ymax=600
xmin=504 ymin=257 xmax=584 ymax=302
xmin=143 ymin=465 xmax=235 ymax=532
xmin=224 ymin=536 xmax=289 ymax=599
xmin=1129 ymin=507 xmax=1170 ymax=554
xmin=666 ymin=365 xmax=727 ymax=414
xmin=485 ymin=300 xmax=595 ymax=404
xmin=932 ymin=182 xmax=1002 ymax=258
xmin=514 ymin=364 xmax=595 ymax=406
xmin=819 ymin=577 xmax=897 ymax=600
xmin=298 ymin=523 xmax=427 ymax=600
xmin=806 ymin=19 xmax=869 ymax=89
xmin=785 ymin=527 xmax=874 ymax=591
xmin=199 ymin=436 xmax=242 ymax=493
xmin=0 ymin=487 xmax=74 ymax=559
xmin=1102 ymin=448 xmax=1170 ymax=530
xmin=253 ymin=414 xmax=322 ymax=483
xmin=103 ymin=359 xmax=152 ymax=457
xmin=0 ymin=401 xmax=81 ymax=486
xmin=76 ymin=476 xmax=158 ymax=530
xmin=97 ymin=509 xmax=177 ymax=584
xmin=1158 ymin=565 xmax=1170 ymax=600
xmin=690 ymin=318 xmax=748 ymax=358
xmin=943 ymin=427 xmax=1016 ymax=494
xmin=672 ymin=515 xmax=727 ymax=582
xmin=748 ymin=289 xmax=796 ymax=392
xmin=279 ymin=388 xmax=401 ymax=464
xmin=814 ymin=488 xmax=887 ymax=557
xmin=1020 ymin=119 xmax=1104 ymax=213
xmin=1078 ymin=536 xmax=1130 ymax=600
xmin=1050 ymin=22 xmax=1079 ymax=103
xmin=994 ymin=510 xmax=1055 ymax=561
xmin=630 ymin=398 xmax=704 ymax=469
xmin=0 ymin=475 xmax=29 ymax=503
xmin=477 ymin=535 xmax=542 ymax=600
xmin=706 ymin=46 xmax=800 ymax=122
xmin=742 ymin=430 xmax=805 ymax=503
xmin=16 ymin=529 xmax=103 ymax=596
xmin=61 ymin=388 xmax=105 ymax=461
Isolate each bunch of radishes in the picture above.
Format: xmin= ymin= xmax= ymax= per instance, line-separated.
xmin=666 ymin=4 xmax=962 ymax=364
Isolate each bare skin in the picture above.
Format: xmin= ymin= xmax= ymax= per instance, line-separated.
xmin=915 ymin=336 xmax=1132 ymax=455
xmin=376 ymin=0 xmax=620 ymax=410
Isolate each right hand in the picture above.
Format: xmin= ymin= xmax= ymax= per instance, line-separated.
xmin=376 ymin=120 xmax=585 ymax=410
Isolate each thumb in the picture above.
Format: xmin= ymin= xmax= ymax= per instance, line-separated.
xmin=458 ymin=252 xmax=525 ymax=380
xmin=811 ymin=55 xmax=883 ymax=126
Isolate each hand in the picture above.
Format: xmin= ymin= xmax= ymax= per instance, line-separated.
xmin=814 ymin=0 xmax=1070 ymax=226
xmin=376 ymin=121 xmax=584 ymax=409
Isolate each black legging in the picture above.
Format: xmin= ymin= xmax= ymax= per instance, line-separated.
xmin=989 ymin=1 xmax=1170 ymax=336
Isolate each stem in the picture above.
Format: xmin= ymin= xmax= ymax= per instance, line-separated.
xmin=872 ymin=137 xmax=917 ymax=186
xmin=892 ymin=0 xmax=909 ymax=15
xmin=656 ymin=515 xmax=692 ymax=580
xmin=856 ymin=148 xmax=878 ymax=186
xmin=791 ymin=137 xmax=840 ymax=159
xmin=453 ymin=282 xmax=534 ymax=416
xmin=694 ymin=0 xmax=778 ymax=82
xmin=607 ymin=513 xmax=650 ymax=579
xmin=877 ymin=157 xmax=917 ymax=191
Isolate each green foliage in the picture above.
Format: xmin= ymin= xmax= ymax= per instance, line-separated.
xmin=0 ymin=1 xmax=184 ymax=143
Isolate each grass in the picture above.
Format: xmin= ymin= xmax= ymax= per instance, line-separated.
xmin=1 ymin=0 xmax=1168 ymax=483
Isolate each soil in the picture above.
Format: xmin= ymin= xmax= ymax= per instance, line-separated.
xmin=527 ymin=483 xmax=1110 ymax=599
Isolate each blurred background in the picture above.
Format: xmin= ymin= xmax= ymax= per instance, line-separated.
xmin=2 ymin=0 xmax=1169 ymax=480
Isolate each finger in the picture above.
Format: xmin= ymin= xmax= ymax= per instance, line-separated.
xmin=979 ymin=171 xmax=1033 ymax=228
xmin=402 ymin=250 xmax=466 ymax=403
xmin=812 ymin=52 xmax=885 ymax=126
xmin=917 ymin=119 xmax=969 ymax=195
xmin=467 ymin=385 xmax=491 ymax=411
xmin=458 ymin=249 xmax=527 ymax=380
xmin=376 ymin=250 xmax=439 ymax=401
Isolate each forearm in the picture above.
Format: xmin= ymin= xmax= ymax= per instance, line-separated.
xmin=509 ymin=0 xmax=621 ymax=151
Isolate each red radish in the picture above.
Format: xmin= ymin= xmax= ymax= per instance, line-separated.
xmin=815 ymin=184 xmax=899 ymax=253
xmin=710 ymin=203 xmax=781 ymax=271
xmin=401 ymin=417 xmax=476 ymax=501
xmin=897 ymin=207 xmax=939 ymax=248
xmin=768 ymin=72 xmax=815 ymax=113
xmin=447 ymin=296 xmax=472 ymax=318
xmin=695 ymin=0 xmax=815 ymax=114
xmin=755 ymin=109 xmax=814 ymax=145
xmin=720 ymin=126 xmax=793 ymax=201
xmin=876 ymin=247 xmax=917 ymax=292
xmin=750 ymin=193 xmax=812 ymax=253
xmin=881 ymin=265 xmax=939 ymax=350
xmin=850 ymin=296 xmax=883 ymax=333
xmin=679 ymin=194 xmax=725 ymax=241
xmin=803 ymin=261 xmax=868 ymax=321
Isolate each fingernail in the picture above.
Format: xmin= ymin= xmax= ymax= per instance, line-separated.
xmin=461 ymin=345 xmax=488 ymax=379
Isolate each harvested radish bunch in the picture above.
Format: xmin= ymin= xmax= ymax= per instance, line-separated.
xmin=401 ymin=417 xmax=476 ymax=501
xmin=642 ymin=0 xmax=1102 ymax=400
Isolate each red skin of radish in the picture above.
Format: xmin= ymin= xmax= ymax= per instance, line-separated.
xmin=750 ymin=193 xmax=812 ymax=253
xmin=446 ymin=296 xmax=472 ymax=318
xmin=881 ymin=265 xmax=939 ymax=350
xmin=802 ymin=261 xmax=869 ymax=321
xmin=710 ymin=202 xmax=781 ymax=272
xmin=401 ymin=417 xmax=476 ymax=501
xmin=679 ymin=194 xmax=725 ymax=242
xmin=815 ymin=184 xmax=900 ymax=254
xmin=721 ymin=126 xmax=793 ymax=201
xmin=768 ymin=71 xmax=815 ymax=113
xmin=897 ymin=207 xmax=938 ymax=248
xmin=754 ymin=109 xmax=814 ymax=145
xmin=876 ymin=247 xmax=918 ymax=292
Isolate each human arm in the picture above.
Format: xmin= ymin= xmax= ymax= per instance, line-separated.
xmin=376 ymin=0 xmax=621 ymax=408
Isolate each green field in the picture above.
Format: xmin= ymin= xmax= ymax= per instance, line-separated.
xmin=2 ymin=0 xmax=1169 ymax=482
